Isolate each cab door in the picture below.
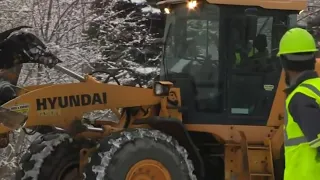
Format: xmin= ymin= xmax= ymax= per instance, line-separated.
xmin=161 ymin=4 xmax=227 ymax=124
xmin=226 ymin=10 xmax=287 ymax=125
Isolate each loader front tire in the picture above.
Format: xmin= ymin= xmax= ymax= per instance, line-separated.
xmin=15 ymin=133 xmax=90 ymax=180
xmin=83 ymin=128 xmax=197 ymax=180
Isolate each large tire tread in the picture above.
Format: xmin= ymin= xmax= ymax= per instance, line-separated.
xmin=16 ymin=133 xmax=93 ymax=180
xmin=84 ymin=128 xmax=197 ymax=180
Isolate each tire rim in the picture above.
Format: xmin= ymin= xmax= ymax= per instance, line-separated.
xmin=126 ymin=159 xmax=171 ymax=180
xmin=58 ymin=162 xmax=80 ymax=180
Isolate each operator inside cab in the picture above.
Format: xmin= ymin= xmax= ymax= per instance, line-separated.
xmin=232 ymin=17 xmax=270 ymax=71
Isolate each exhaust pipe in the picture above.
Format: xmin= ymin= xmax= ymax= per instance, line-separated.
xmin=54 ymin=64 xmax=86 ymax=82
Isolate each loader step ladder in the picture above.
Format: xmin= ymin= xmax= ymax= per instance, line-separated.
xmin=239 ymin=131 xmax=275 ymax=180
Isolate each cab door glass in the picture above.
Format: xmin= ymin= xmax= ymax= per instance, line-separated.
xmin=162 ymin=4 xmax=223 ymax=113
xmin=228 ymin=15 xmax=276 ymax=117
xmin=186 ymin=20 xmax=219 ymax=80
xmin=288 ymin=14 xmax=298 ymax=28
xmin=256 ymin=17 xmax=272 ymax=59
xmin=185 ymin=19 xmax=221 ymax=111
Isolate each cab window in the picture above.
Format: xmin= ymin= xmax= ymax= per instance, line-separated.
xmin=163 ymin=4 xmax=222 ymax=112
xmin=227 ymin=10 xmax=286 ymax=119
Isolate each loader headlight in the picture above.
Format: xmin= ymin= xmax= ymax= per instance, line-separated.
xmin=155 ymin=83 xmax=165 ymax=95
xmin=153 ymin=81 xmax=173 ymax=96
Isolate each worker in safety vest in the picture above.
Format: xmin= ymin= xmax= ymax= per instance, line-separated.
xmin=235 ymin=43 xmax=256 ymax=65
xmin=234 ymin=29 xmax=256 ymax=65
xmin=277 ymin=27 xmax=320 ymax=180
xmin=235 ymin=34 xmax=267 ymax=66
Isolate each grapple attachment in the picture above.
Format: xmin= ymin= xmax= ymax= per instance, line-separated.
xmin=0 ymin=27 xmax=62 ymax=69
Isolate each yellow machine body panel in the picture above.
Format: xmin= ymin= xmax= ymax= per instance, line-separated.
xmin=0 ymin=81 xmax=161 ymax=133
xmin=0 ymin=0 xmax=315 ymax=179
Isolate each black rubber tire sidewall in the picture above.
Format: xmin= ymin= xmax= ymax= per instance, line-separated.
xmin=16 ymin=133 xmax=90 ymax=180
xmin=84 ymin=128 xmax=196 ymax=180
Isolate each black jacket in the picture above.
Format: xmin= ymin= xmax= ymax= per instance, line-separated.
xmin=285 ymin=71 xmax=320 ymax=142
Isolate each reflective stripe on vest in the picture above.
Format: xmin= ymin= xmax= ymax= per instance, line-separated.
xmin=284 ymin=103 xmax=308 ymax=146
xmin=284 ymin=79 xmax=320 ymax=147
xmin=284 ymin=78 xmax=320 ymax=180
xmin=235 ymin=47 xmax=256 ymax=65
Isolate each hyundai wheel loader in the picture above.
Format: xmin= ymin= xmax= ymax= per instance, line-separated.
xmin=0 ymin=0 xmax=312 ymax=179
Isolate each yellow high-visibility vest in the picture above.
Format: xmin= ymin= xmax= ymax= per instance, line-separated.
xmin=235 ymin=47 xmax=257 ymax=65
xmin=284 ymin=77 xmax=320 ymax=180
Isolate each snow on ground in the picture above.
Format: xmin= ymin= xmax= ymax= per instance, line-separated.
xmin=141 ymin=6 xmax=161 ymax=14
xmin=130 ymin=0 xmax=147 ymax=4
xmin=135 ymin=67 xmax=158 ymax=75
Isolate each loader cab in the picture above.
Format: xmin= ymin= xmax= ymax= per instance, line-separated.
xmin=160 ymin=2 xmax=299 ymax=125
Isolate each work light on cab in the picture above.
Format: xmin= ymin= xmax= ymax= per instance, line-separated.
xmin=164 ymin=7 xmax=171 ymax=14
xmin=187 ymin=0 xmax=197 ymax=9
xmin=299 ymin=10 xmax=304 ymax=14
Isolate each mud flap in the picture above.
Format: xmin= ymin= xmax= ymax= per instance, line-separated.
xmin=0 ymin=106 xmax=27 ymax=130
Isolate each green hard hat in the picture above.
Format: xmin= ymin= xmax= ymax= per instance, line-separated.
xmin=277 ymin=27 xmax=318 ymax=57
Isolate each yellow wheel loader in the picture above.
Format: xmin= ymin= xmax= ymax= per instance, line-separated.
xmin=0 ymin=0 xmax=312 ymax=179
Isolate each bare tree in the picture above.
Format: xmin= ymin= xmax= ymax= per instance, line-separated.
xmin=0 ymin=1 xmax=101 ymax=179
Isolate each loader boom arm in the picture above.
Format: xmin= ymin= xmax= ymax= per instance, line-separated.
xmin=0 ymin=82 xmax=161 ymax=133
